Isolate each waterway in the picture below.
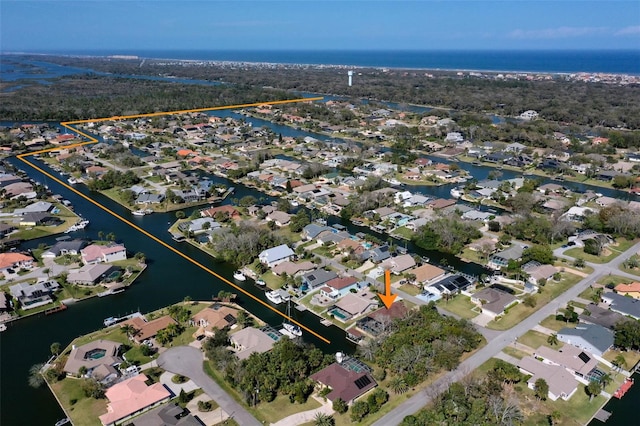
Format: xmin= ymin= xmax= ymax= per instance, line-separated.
xmin=589 ymin=372 xmax=640 ymax=426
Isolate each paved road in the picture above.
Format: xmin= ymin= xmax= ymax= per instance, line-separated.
xmin=373 ymin=240 xmax=640 ymax=425
xmin=157 ymin=346 xmax=261 ymax=426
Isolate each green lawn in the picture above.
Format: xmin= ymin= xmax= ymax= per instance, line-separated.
xmin=252 ymin=394 xmax=321 ymax=424
xmin=50 ymin=377 xmax=107 ymax=426
xmin=391 ymin=226 xmax=414 ymax=240
xmin=619 ymin=255 xmax=640 ymax=276
xmin=438 ymin=294 xmax=480 ymax=319
xmin=564 ymin=238 xmax=637 ymax=264
xmin=603 ymin=348 xmax=640 ymax=371
xmin=487 ymin=272 xmax=583 ymax=330
xmin=460 ymin=248 xmax=486 ymax=265
xmin=517 ymin=330 xmax=556 ymax=350
xmin=9 ymin=203 xmax=80 ymax=240
xmin=597 ymin=274 xmax=635 ymax=288
xmin=398 ymin=284 xmax=422 ymax=296
xmin=501 ymin=346 xmax=530 ymax=360
xmin=123 ymin=345 xmax=153 ymax=366
xmin=540 ymin=315 xmax=576 ymax=332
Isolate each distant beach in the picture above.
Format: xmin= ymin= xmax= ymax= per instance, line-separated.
xmin=4 ymin=49 xmax=640 ymax=75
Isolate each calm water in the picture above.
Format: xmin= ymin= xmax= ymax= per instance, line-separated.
xmin=589 ymin=372 xmax=640 ymax=426
xmin=5 ymin=50 xmax=640 ymax=74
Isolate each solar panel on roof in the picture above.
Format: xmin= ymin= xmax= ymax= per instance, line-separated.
xmin=224 ymin=314 xmax=235 ymax=323
xmin=354 ymin=375 xmax=372 ymax=389
xmin=578 ymin=352 xmax=591 ymax=363
xmin=308 ymin=274 xmax=316 ymax=281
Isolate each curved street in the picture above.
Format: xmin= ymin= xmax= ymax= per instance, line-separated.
xmin=157 ymin=346 xmax=261 ymax=426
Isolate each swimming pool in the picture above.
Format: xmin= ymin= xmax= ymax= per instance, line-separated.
xmin=328 ymin=307 xmax=351 ymax=321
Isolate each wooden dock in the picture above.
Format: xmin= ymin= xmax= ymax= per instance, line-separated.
xmin=44 ymin=303 xmax=67 ymax=315
xmin=594 ymin=409 xmax=612 ymax=423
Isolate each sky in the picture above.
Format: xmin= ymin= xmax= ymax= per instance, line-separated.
xmin=1 ymin=1 xmax=639 ymax=52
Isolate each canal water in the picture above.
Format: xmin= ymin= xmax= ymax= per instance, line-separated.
xmin=589 ymin=372 xmax=640 ymax=426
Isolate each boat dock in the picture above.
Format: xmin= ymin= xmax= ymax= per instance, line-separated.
xmin=44 ymin=303 xmax=67 ymax=315
xmin=594 ymin=409 xmax=612 ymax=423
xmin=613 ymin=377 xmax=634 ymax=399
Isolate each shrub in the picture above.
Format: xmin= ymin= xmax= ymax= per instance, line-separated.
xmin=333 ymin=398 xmax=348 ymax=414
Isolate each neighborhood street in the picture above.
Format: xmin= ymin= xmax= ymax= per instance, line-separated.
xmin=373 ymin=240 xmax=640 ymax=425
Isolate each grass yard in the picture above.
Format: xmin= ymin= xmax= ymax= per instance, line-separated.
xmin=123 ymin=345 xmax=153 ymax=366
xmin=461 ymin=247 xmax=487 ymax=264
xmin=49 ymin=378 xmax=107 ymax=426
xmin=487 ymin=272 xmax=583 ymax=330
xmin=11 ymin=203 xmax=80 ymax=240
xmin=563 ymin=238 xmax=636 ymax=264
xmin=398 ymin=283 xmax=422 ymax=296
xmin=517 ymin=330 xmax=556 ymax=350
xmin=168 ymin=325 xmax=199 ymax=347
xmin=596 ymin=274 xmax=636 ymax=288
xmin=501 ymin=346 xmax=530 ymax=360
xmin=252 ymin=394 xmax=321 ymax=424
xmin=603 ymin=348 xmax=640 ymax=371
xmin=619 ymin=254 xmax=640 ymax=276
xmin=391 ymin=226 xmax=414 ymax=240
xmin=540 ymin=315 xmax=576 ymax=332
xmin=438 ymin=294 xmax=480 ymax=319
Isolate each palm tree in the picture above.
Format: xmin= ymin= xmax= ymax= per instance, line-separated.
xmin=547 ymin=333 xmax=559 ymax=346
xmin=389 ymin=376 xmax=409 ymax=394
xmin=549 ymin=410 xmax=562 ymax=426
xmin=599 ymin=373 xmax=612 ymax=389
xmin=313 ymin=412 xmax=335 ymax=426
xmin=120 ymin=324 xmax=136 ymax=340
xmin=613 ymin=354 xmax=627 ymax=372
xmin=587 ymin=381 xmax=602 ymax=402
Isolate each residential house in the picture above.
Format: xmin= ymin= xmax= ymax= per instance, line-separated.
xmin=301 ymin=269 xmax=338 ymax=290
xmin=99 ymin=374 xmax=172 ymax=426
xmin=408 ymin=263 xmax=446 ymax=285
xmin=63 ymin=339 xmax=122 ymax=378
xmin=192 ymin=305 xmax=238 ymax=337
xmin=266 ymin=211 xmax=291 ymax=227
xmin=13 ymin=201 xmax=53 ymax=215
xmin=488 ymin=245 xmax=525 ymax=270
xmin=0 ymin=223 xmax=16 ymax=238
xmin=471 ymin=287 xmax=518 ymax=318
xmin=19 ymin=212 xmax=61 ymax=227
xmin=429 ymin=274 xmax=473 ymax=295
xmin=355 ymin=302 xmax=409 ymax=337
xmin=271 ymin=261 xmax=315 ymax=276
xmin=557 ymin=324 xmax=614 ymax=357
xmin=119 ymin=315 xmax=178 ymax=344
xmin=135 ymin=193 xmax=165 ymax=204
xmin=9 ymin=280 xmax=60 ymax=310
xmin=579 ymin=303 xmax=629 ymax=330
xmin=41 ymin=239 xmax=87 ymax=258
xmin=379 ymin=254 xmax=416 ymax=274
xmin=614 ymin=282 xmax=640 ymax=299
xmin=0 ymin=252 xmax=34 ymax=275
xmin=310 ymin=363 xmax=377 ymax=404
xmin=329 ymin=290 xmax=379 ymax=320
xmin=67 ymin=264 xmax=115 ymax=285
xmin=522 ymin=262 xmax=557 ymax=286
xmin=601 ymin=292 xmax=640 ymax=320
xmin=360 ymin=245 xmax=391 ymax=263
xmin=230 ymin=327 xmax=277 ymax=360
xmin=517 ymin=356 xmax=578 ymax=401
xmin=177 ymin=218 xmax=221 ymax=234
xmin=81 ymin=244 xmax=127 ymax=264
xmin=534 ymin=345 xmax=599 ymax=381
xmin=200 ymin=205 xmax=240 ymax=220
xmin=258 ymin=244 xmax=295 ymax=268
xmin=126 ymin=403 xmax=200 ymax=426
xmin=319 ymin=276 xmax=360 ymax=300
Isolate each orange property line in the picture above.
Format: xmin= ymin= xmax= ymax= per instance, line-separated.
xmin=16 ymin=98 xmax=331 ymax=344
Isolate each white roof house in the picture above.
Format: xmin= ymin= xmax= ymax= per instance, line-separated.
xmin=258 ymin=244 xmax=295 ymax=268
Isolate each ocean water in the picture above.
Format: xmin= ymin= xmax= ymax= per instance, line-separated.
xmin=7 ymin=49 xmax=640 ymax=74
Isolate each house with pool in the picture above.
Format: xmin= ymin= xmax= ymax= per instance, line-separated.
xmin=63 ymin=339 xmax=122 ymax=383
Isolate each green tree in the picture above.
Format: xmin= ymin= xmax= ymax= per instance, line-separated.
xmin=179 ymin=388 xmax=188 ymax=404
xmin=332 ymin=397 xmax=348 ymax=414
xmin=50 ymin=342 xmax=61 ymax=356
xmin=175 ymin=210 xmax=186 ymax=219
xmin=313 ymin=412 xmax=335 ymax=426
xmin=523 ymin=295 xmax=537 ymax=308
xmin=390 ymin=376 xmax=409 ymax=394
xmin=28 ymin=363 xmax=45 ymax=388
xmin=613 ymin=354 xmax=627 ymax=372
xmin=534 ymin=378 xmax=549 ymax=400
xmin=547 ymin=333 xmax=559 ymax=346
xmin=586 ymin=381 xmax=602 ymax=401
xmin=81 ymin=378 xmax=105 ymax=399
xmin=350 ymin=400 xmax=370 ymax=422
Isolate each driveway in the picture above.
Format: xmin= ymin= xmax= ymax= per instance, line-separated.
xmin=157 ymin=346 xmax=261 ymax=426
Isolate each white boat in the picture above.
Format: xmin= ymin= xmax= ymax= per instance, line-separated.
xmin=0 ymin=323 xmax=7 ymax=332
xmin=282 ymin=299 xmax=302 ymax=337
xmin=54 ymin=418 xmax=71 ymax=426
xmin=233 ymin=271 xmax=246 ymax=281
xmin=450 ymin=187 xmax=463 ymax=199
xmin=64 ymin=219 xmax=89 ymax=233
xmin=103 ymin=317 xmax=120 ymax=327
xmin=67 ymin=177 xmax=78 ymax=185
xmin=132 ymin=210 xmax=147 ymax=216
xmin=265 ymin=290 xmax=283 ymax=304
xmin=255 ymin=279 xmax=266 ymax=287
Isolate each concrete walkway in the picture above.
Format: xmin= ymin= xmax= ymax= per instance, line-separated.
xmin=158 ymin=346 xmax=261 ymax=426
xmin=270 ymin=396 xmax=333 ymax=426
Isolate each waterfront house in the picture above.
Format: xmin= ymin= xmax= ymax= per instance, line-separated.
xmin=356 ymin=302 xmax=409 ymax=337
xmin=200 ymin=205 xmax=240 ymax=220
xmin=230 ymin=327 xmax=277 ymax=360
xmin=408 ymin=263 xmax=446 ymax=285
xmin=258 ymin=244 xmax=295 ymax=268
xmin=41 ymin=239 xmax=87 ymax=258
xmin=301 ymin=269 xmax=338 ymax=290
xmin=13 ymin=201 xmax=53 ymax=215
xmin=192 ymin=305 xmax=238 ymax=337
xmin=9 ymin=279 xmax=60 ymax=309
xmin=601 ymin=292 xmax=640 ymax=320
xmin=380 ymin=254 xmax=416 ymax=274
xmin=67 ymin=264 xmax=115 ymax=285
xmin=63 ymin=339 xmax=122 ymax=378
xmin=488 ymin=245 xmax=525 ymax=270
xmin=613 ymin=282 xmax=640 ymax=299
xmin=135 ymin=193 xmax=165 ymax=204
xmin=81 ymin=244 xmax=127 ymax=264
xmin=319 ymin=276 xmax=360 ymax=300
xmin=19 ymin=212 xmax=61 ymax=227
xmin=534 ymin=345 xmax=599 ymax=383
xmin=360 ymin=245 xmax=391 ymax=263
xmin=429 ymin=274 xmax=473 ymax=295
xmin=557 ymin=324 xmax=614 ymax=357
xmin=310 ymin=363 xmax=377 ymax=404
xmin=120 ymin=315 xmax=177 ymax=344
xmin=178 ymin=217 xmax=221 ymax=234
xmin=99 ymin=374 xmax=171 ymax=426
xmin=517 ymin=356 xmax=578 ymax=401
xmin=471 ymin=287 xmax=518 ymax=318
xmin=266 ymin=210 xmax=291 ymax=227
xmin=272 ymin=260 xmax=315 ymax=276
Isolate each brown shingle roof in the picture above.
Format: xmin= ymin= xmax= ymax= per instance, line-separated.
xmin=310 ymin=363 xmax=377 ymax=403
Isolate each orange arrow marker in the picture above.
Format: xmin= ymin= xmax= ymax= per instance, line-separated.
xmin=378 ymin=269 xmax=397 ymax=309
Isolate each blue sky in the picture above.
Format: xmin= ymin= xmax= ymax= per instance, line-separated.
xmin=1 ymin=1 xmax=639 ymax=51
